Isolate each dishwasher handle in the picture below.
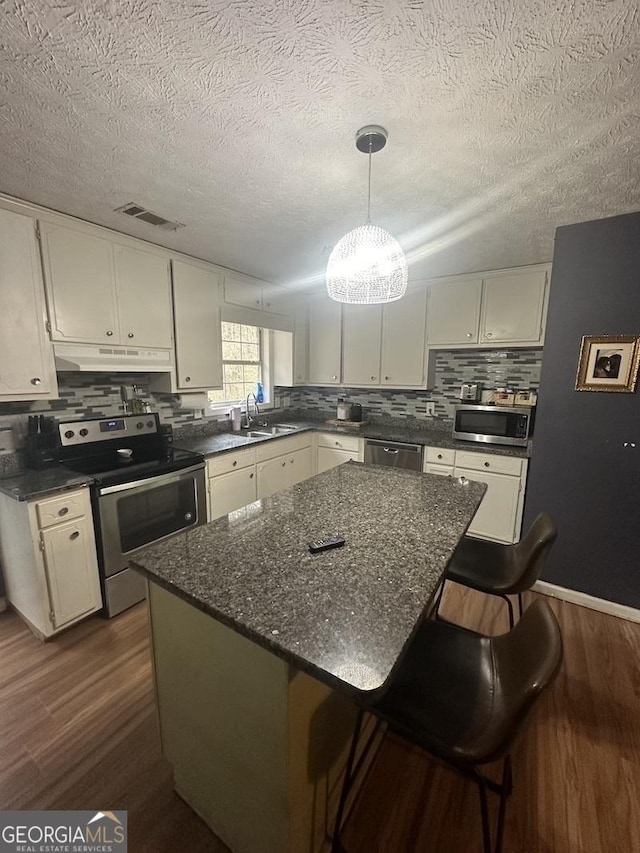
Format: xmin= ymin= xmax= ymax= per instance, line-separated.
xmin=365 ymin=439 xmax=422 ymax=453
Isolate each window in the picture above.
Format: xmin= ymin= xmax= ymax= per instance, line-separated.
xmin=208 ymin=322 xmax=265 ymax=407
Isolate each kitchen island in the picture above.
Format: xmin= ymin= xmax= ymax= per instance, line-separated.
xmin=131 ymin=463 xmax=486 ymax=853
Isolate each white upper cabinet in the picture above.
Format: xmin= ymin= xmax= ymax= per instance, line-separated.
xmin=426 ymin=265 xmax=549 ymax=349
xmin=40 ymin=221 xmax=173 ymax=348
xmin=480 ymin=268 xmax=548 ymax=344
xmin=224 ymin=272 xmax=295 ymax=318
xmin=224 ymin=272 xmax=263 ymax=310
xmin=293 ymin=299 xmax=308 ymax=384
xmin=40 ymin=222 xmax=120 ymax=344
xmin=426 ymin=277 xmax=482 ymax=345
xmin=113 ymin=245 xmax=173 ymax=348
xmin=172 ymin=259 xmax=223 ymax=390
xmin=381 ymin=289 xmax=428 ymax=387
xmin=342 ymin=304 xmax=383 ymax=386
xmin=308 ymin=297 xmax=342 ymax=384
xmin=0 ymin=209 xmax=58 ymax=399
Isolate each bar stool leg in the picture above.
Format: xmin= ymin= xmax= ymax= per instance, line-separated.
xmin=331 ymin=708 xmax=365 ymax=853
xmin=517 ymin=593 xmax=524 ymax=619
xmin=495 ymin=755 xmax=512 ymax=853
xmin=475 ymin=773 xmax=493 ymax=853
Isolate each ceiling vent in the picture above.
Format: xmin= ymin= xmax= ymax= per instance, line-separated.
xmin=115 ymin=203 xmax=185 ymax=232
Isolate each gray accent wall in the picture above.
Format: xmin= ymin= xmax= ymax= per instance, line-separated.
xmin=523 ymin=211 xmax=640 ymax=609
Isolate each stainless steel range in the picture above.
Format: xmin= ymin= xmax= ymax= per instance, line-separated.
xmin=57 ymin=414 xmax=206 ymax=617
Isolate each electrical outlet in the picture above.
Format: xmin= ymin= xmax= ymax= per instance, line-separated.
xmin=425 ymin=402 xmax=436 ymax=417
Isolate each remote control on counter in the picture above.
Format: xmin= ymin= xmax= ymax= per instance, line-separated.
xmin=308 ymin=536 xmax=346 ymax=554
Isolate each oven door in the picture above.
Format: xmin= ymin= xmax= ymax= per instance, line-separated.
xmin=96 ymin=463 xmax=206 ymax=616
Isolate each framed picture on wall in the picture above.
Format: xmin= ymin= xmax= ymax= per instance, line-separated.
xmin=575 ymin=335 xmax=640 ymax=393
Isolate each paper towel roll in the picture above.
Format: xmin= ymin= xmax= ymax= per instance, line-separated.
xmin=176 ymin=393 xmax=209 ymax=410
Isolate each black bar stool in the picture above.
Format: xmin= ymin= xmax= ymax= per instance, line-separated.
xmin=434 ymin=513 xmax=558 ymax=628
xmin=332 ymin=599 xmax=563 ymax=853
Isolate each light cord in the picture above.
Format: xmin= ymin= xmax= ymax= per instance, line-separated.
xmin=366 ymin=143 xmax=372 ymax=224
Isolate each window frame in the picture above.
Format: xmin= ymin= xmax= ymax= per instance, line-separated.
xmin=207 ymin=323 xmax=273 ymax=416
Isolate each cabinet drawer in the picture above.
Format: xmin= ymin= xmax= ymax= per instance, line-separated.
xmin=317 ymin=432 xmax=362 ymax=453
xmin=255 ymin=431 xmax=312 ymax=462
xmin=455 ymin=451 xmax=523 ymax=477
xmin=424 ymin=463 xmax=454 ymax=477
xmin=207 ymin=447 xmax=256 ymax=477
xmin=36 ymin=491 xmax=86 ymax=528
xmin=425 ymin=446 xmax=455 ymax=466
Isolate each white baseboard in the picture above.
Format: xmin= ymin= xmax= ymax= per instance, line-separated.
xmin=534 ymin=581 xmax=640 ymax=624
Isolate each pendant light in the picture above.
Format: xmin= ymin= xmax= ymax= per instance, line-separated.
xmin=326 ymin=125 xmax=408 ymax=304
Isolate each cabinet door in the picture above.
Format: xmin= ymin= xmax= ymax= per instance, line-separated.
xmin=342 ymin=304 xmax=382 ymax=386
xmin=256 ymin=455 xmax=289 ymax=499
xmin=40 ymin=222 xmax=120 ymax=343
xmin=293 ymin=300 xmax=308 ymax=384
xmin=480 ymin=269 xmax=547 ymax=344
xmin=114 ymin=245 xmax=173 ymax=348
xmin=454 ymin=468 xmax=521 ymax=544
xmin=285 ymin=447 xmax=313 ymax=488
xmin=41 ymin=517 xmax=102 ymax=629
xmin=381 ymin=289 xmax=427 ymax=387
xmin=172 ymin=260 xmax=223 ymax=390
xmin=426 ymin=278 xmax=482 ymax=345
xmin=209 ymin=468 xmax=257 ymax=520
xmin=263 ymin=285 xmax=295 ymax=316
xmin=0 ymin=210 xmax=57 ymax=398
xmin=308 ymin=297 xmax=342 ymax=384
xmin=317 ymin=447 xmax=358 ymax=474
xmin=224 ymin=273 xmax=263 ymax=310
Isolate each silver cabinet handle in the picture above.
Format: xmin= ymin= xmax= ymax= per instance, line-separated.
xmin=58 ymin=506 xmax=69 ymax=516
xmin=70 ymin=530 xmax=80 ymax=540
xmin=486 ymin=332 xmax=493 ymax=338
xmin=128 ymin=332 xmax=134 ymax=338
xmin=371 ymin=375 xmax=376 ymax=380
xmin=466 ymin=333 xmax=473 ymax=338
xmin=384 ymin=375 xmax=389 ymax=380
xmin=484 ymin=461 xmax=490 ymax=467
xmin=249 ymin=472 xmax=254 ymax=479
xmin=290 ymin=458 xmax=294 ymax=463
xmin=106 ymin=330 xmax=113 ymax=336
xmin=232 ymin=460 xmax=237 ymax=466
xmin=185 ymin=376 xmax=191 ymax=382
xmin=383 ymin=448 xmax=400 ymax=454
xmin=256 ymin=299 xmax=261 ymax=305
xmin=332 ymin=375 xmax=337 ymax=380
xmin=282 ymin=461 xmax=286 ymax=467
xmin=31 ymin=377 xmax=41 ymax=385
xmin=437 ymin=453 xmax=443 ymax=459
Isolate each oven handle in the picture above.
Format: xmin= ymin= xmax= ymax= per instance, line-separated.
xmin=97 ymin=462 xmax=205 ymax=496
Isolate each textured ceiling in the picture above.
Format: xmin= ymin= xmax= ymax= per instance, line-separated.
xmin=1 ymin=0 xmax=639 ymax=289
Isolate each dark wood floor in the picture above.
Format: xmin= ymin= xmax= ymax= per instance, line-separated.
xmin=1 ymin=585 xmax=638 ymax=852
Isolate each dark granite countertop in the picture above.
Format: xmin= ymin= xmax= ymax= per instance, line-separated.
xmin=131 ymin=462 xmax=486 ymax=696
xmin=0 ymin=467 xmax=94 ymax=501
xmin=176 ymin=419 xmax=530 ymax=459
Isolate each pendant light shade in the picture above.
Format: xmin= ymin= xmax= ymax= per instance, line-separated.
xmin=326 ymin=125 xmax=408 ymax=305
xmin=326 ymin=224 xmax=408 ymax=304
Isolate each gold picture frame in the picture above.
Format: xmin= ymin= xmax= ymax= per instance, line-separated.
xmin=575 ymin=335 xmax=640 ymax=393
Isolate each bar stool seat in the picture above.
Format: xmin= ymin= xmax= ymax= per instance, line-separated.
xmin=332 ymin=599 xmax=563 ymax=853
xmin=437 ymin=513 xmax=558 ymax=628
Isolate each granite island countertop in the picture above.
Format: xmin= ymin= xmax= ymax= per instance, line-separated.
xmin=0 ymin=467 xmax=94 ymax=501
xmin=131 ymin=462 xmax=486 ymax=696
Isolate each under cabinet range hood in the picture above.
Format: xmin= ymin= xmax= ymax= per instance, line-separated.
xmin=53 ymin=343 xmax=175 ymax=373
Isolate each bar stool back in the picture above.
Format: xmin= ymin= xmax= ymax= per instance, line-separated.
xmin=435 ymin=512 xmax=557 ymax=628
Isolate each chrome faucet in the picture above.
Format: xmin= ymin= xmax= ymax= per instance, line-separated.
xmin=243 ymin=393 xmax=260 ymax=429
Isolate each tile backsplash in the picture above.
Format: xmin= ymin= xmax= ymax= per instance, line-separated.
xmin=0 ymin=350 xmax=542 ymax=456
xmin=282 ymin=349 xmax=542 ymax=423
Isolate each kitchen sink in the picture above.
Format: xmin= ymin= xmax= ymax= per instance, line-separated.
xmin=246 ymin=424 xmax=300 ymax=438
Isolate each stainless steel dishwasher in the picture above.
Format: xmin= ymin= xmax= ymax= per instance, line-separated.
xmin=364 ymin=438 xmax=423 ymax=470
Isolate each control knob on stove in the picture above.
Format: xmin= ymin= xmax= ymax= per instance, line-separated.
xmin=64 ymin=430 xmax=74 ymax=439
xmin=79 ymin=428 xmax=88 ymax=437
xmin=147 ymin=420 xmax=154 ymax=428
xmin=136 ymin=421 xmax=144 ymax=429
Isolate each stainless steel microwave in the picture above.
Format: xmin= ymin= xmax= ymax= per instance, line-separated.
xmin=453 ymin=404 xmax=535 ymax=447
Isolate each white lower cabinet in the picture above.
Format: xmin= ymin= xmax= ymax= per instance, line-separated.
xmin=256 ymin=434 xmax=314 ymax=499
xmin=206 ymin=448 xmax=257 ymax=521
xmin=424 ymin=446 xmax=527 ymax=544
xmin=0 ymin=487 xmax=102 ymax=639
xmin=316 ymin=433 xmax=363 ymax=474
